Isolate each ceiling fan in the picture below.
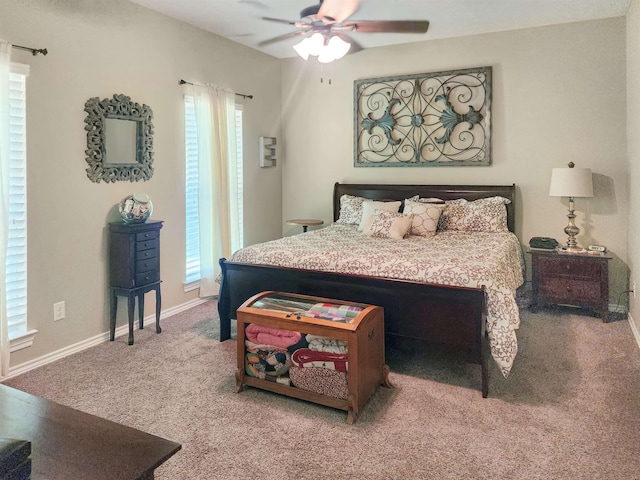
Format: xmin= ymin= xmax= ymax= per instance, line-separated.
xmin=258 ymin=0 xmax=429 ymax=62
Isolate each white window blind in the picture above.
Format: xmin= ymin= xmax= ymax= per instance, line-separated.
xmin=235 ymin=106 xmax=244 ymax=248
xmin=184 ymin=96 xmax=200 ymax=284
xmin=184 ymin=96 xmax=244 ymax=285
xmin=7 ymin=63 xmax=29 ymax=340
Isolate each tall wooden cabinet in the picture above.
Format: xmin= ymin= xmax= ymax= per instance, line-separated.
xmin=108 ymin=220 xmax=163 ymax=345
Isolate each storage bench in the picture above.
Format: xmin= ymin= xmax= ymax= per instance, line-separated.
xmin=236 ymin=291 xmax=392 ymax=424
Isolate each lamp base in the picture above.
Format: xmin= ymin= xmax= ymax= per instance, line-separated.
xmin=562 ymin=197 xmax=586 ymax=253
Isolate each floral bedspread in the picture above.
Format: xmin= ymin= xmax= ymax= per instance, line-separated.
xmin=229 ymin=224 xmax=525 ymax=376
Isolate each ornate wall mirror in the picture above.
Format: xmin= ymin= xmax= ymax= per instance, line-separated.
xmin=84 ymin=94 xmax=154 ymax=183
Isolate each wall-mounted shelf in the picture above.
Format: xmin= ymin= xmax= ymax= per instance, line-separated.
xmin=259 ymin=136 xmax=276 ymax=168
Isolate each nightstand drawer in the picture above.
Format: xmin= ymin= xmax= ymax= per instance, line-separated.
xmin=135 ymin=270 xmax=160 ymax=286
xmin=539 ymin=277 xmax=601 ymax=302
xmin=535 ymin=256 xmax=601 ymax=279
xmin=136 ymin=256 xmax=159 ymax=273
xmin=136 ymin=238 xmax=158 ymax=252
xmin=137 ymin=247 xmax=158 ymax=260
xmin=136 ymin=230 xmax=159 ymax=242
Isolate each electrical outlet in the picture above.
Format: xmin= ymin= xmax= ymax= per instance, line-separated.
xmin=53 ymin=301 xmax=65 ymax=321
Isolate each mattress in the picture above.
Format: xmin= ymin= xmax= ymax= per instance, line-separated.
xmin=228 ymin=223 xmax=525 ymax=376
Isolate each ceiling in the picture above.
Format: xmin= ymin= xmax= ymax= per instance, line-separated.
xmin=127 ymin=0 xmax=631 ymax=59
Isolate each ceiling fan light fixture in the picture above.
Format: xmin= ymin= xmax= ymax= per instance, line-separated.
xmin=293 ymin=37 xmax=311 ymax=60
xmin=294 ymin=33 xmax=351 ymax=63
xmin=306 ymin=32 xmax=325 ymax=56
xmin=326 ymin=35 xmax=351 ymax=59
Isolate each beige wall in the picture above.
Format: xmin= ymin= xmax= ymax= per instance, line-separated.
xmin=1 ymin=0 xmax=282 ymax=368
xmin=628 ymin=0 xmax=640 ymax=336
xmin=280 ymin=18 xmax=629 ymax=308
xmin=1 ymin=1 xmax=635 ymax=372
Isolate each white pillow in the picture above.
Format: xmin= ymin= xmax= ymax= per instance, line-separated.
xmin=336 ymin=194 xmax=367 ymax=225
xmin=357 ymin=200 xmax=401 ymax=232
xmin=362 ymin=210 xmax=413 ymax=240
xmin=403 ymin=200 xmax=446 ymax=237
xmin=438 ymin=196 xmax=511 ymax=232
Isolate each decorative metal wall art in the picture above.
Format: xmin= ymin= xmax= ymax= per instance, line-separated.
xmin=84 ymin=94 xmax=154 ymax=183
xmin=354 ymin=67 xmax=492 ymax=167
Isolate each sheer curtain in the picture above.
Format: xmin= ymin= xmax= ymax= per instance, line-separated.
xmin=186 ymin=83 xmax=239 ymax=298
xmin=0 ymin=41 xmax=11 ymax=376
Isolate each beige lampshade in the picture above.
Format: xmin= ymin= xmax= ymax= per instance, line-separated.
xmin=549 ymin=166 xmax=594 ymax=198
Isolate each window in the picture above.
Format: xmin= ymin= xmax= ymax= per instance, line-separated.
xmin=184 ymin=96 xmax=244 ymax=288
xmin=7 ymin=63 xmax=34 ymax=348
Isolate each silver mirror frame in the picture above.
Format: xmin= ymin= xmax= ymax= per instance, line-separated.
xmin=84 ymin=94 xmax=154 ymax=183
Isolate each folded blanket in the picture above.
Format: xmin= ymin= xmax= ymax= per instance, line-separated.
xmin=246 ymin=324 xmax=302 ymax=348
xmin=291 ymin=348 xmax=348 ymax=372
xmin=289 ymin=366 xmax=348 ymax=400
xmin=309 ymin=303 xmax=362 ymax=319
xmin=245 ymin=341 xmax=291 ymax=380
xmin=306 ymin=334 xmax=348 ymax=354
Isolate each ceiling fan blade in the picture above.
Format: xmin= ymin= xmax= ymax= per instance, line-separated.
xmin=334 ymin=33 xmax=363 ymax=54
xmin=238 ymin=0 xmax=270 ymax=10
xmin=261 ymin=16 xmax=297 ymax=26
xmin=318 ymin=0 xmax=359 ymax=24
xmin=258 ymin=30 xmax=307 ymax=47
xmin=343 ymin=20 xmax=429 ymax=34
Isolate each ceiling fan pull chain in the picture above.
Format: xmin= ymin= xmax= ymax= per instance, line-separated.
xmin=319 ymin=64 xmax=332 ymax=85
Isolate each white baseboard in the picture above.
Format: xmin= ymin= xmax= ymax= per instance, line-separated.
xmin=629 ymin=312 xmax=640 ymax=350
xmin=2 ymin=297 xmax=212 ymax=381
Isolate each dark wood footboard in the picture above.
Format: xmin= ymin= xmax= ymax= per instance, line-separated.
xmin=218 ymin=258 xmax=489 ymax=397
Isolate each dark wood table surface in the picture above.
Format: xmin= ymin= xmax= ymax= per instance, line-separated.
xmin=0 ymin=384 xmax=181 ymax=480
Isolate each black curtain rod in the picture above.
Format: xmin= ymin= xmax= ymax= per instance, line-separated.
xmin=179 ymin=79 xmax=253 ymax=99
xmin=12 ymin=44 xmax=48 ymax=56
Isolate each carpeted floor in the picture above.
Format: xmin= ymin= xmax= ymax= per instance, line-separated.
xmin=4 ymin=298 xmax=640 ymax=479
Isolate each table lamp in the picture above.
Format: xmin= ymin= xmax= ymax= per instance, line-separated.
xmin=549 ymin=162 xmax=594 ymax=252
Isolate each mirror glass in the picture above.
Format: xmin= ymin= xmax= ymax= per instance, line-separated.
xmin=84 ymin=94 xmax=154 ymax=183
xmin=104 ymin=118 xmax=139 ymax=165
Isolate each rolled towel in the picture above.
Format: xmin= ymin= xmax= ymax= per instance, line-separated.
xmin=245 ymin=324 xmax=302 ymax=348
xmin=306 ymin=334 xmax=348 ymax=354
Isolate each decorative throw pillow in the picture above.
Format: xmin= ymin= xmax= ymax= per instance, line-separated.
xmin=403 ymin=200 xmax=446 ymax=237
xmin=357 ymin=200 xmax=402 ymax=231
xmin=336 ymin=195 xmax=367 ymax=225
xmin=438 ymin=196 xmax=511 ymax=233
xmin=363 ymin=210 xmax=413 ymax=240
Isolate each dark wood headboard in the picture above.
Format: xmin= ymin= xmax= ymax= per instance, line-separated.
xmin=333 ymin=183 xmax=516 ymax=233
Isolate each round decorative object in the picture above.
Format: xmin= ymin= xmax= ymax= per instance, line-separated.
xmin=119 ymin=193 xmax=153 ymax=223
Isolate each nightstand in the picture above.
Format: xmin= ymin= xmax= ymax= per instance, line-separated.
xmin=108 ymin=220 xmax=163 ymax=344
xmin=529 ymin=249 xmax=612 ymax=322
xmin=286 ymin=218 xmax=324 ymax=233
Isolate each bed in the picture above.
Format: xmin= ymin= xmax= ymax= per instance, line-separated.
xmin=218 ymin=183 xmax=524 ymax=397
